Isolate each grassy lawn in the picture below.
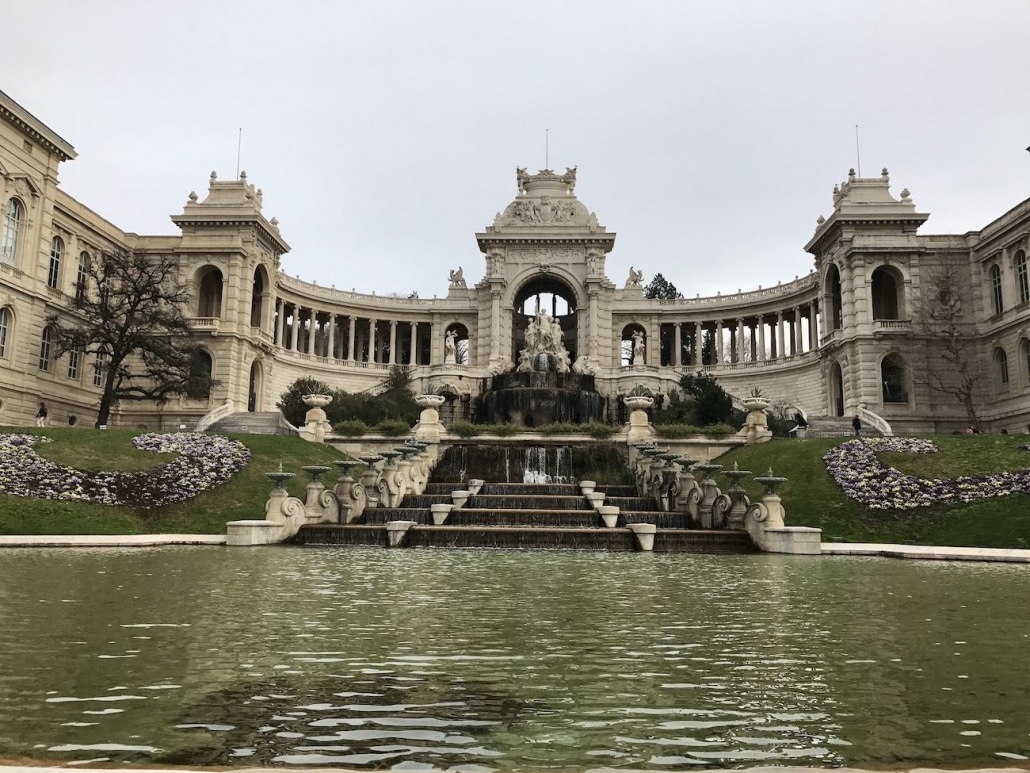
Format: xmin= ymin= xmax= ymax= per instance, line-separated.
xmin=0 ymin=427 xmax=348 ymax=535
xmin=1 ymin=427 xmax=1028 ymax=548
xmin=717 ymin=435 xmax=1030 ymax=549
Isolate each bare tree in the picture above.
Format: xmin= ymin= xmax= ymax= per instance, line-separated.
xmin=47 ymin=249 xmax=214 ymax=427
xmin=911 ymin=253 xmax=984 ymax=427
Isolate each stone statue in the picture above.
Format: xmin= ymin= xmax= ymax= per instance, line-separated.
xmin=448 ymin=267 xmax=466 ymax=288
xmin=627 ymin=267 xmax=644 ymax=288
xmin=444 ymin=330 xmax=457 ymax=364
xmin=517 ymin=307 xmax=572 ymax=373
xmin=632 ymin=330 xmax=646 ymax=364
xmin=560 ymin=166 xmax=577 ymax=193
xmin=516 ymin=167 xmax=529 ymax=194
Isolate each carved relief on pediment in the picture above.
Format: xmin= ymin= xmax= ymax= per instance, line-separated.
xmin=507 ymin=246 xmax=583 ymax=265
xmin=499 ymin=196 xmax=589 ymax=227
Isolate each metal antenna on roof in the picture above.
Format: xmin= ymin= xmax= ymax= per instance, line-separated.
xmin=236 ymin=128 xmax=243 ymax=180
xmin=854 ymin=124 xmax=862 ymax=177
xmin=545 ymin=128 xmax=549 ymax=170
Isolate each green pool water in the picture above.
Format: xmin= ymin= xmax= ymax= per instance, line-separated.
xmin=0 ymin=547 xmax=1027 ymax=769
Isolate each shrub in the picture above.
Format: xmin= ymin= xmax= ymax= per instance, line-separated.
xmin=653 ymin=423 xmax=736 ymax=438
xmin=374 ymin=419 xmax=412 ymax=437
xmin=333 ymin=420 xmax=370 ymax=437
xmin=678 ymin=371 xmax=734 ymax=426
xmin=539 ymin=422 xmax=580 ymax=435
xmin=478 ymin=423 xmax=520 ymax=437
xmin=277 ymin=377 xmax=334 ymax=426
xmin=585 ymin=422 xmax=617 ymax=439
xmin=449 ymin=421 xmax=481 ymax=438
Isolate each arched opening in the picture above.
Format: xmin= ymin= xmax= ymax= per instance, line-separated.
xmin=1016 ymin=251 xmax=1029 ymax=305
xmin=1 ymin=198 xmax=24 ymax=263
xmin=48 ymin=236 xmax=64 ymax=290
xmin=989 ymin=264 xmax=1003 ymax=316
xmin=38 ymin=326 xmax=53 ymax=372
xmin=826 ymin=265 xmax=843 ymax=330
xmin=994 ymin=347 xmax=1010 ymax=389
xmin=620 ymin=323 xmax=647 ymax=366
xmin=248 ymin=360 xmax=262 ymax=411
xmin=187 ymin=349 xmax=213 ymax=399
xmin=511 ymin=276 xmax=579 ymax=368
xmin=76 ymin=251 xmax=90 ymax=301
xmin=830 ymin=361 xmax=845 ymax=417
xmin=250 ymin=266 xmax=269 ymax=328
xmin=871 ymin=266 xmax=903 ymax=320
xmin=444 ymin=323 xmax=470 ymax=365
xmin=196 ymin=267 xmax=224 ymax=318
xmin=880 ymin=353 xmax=908 ymax=403
xmin=0 ymin=306 xmax=10 ymax=359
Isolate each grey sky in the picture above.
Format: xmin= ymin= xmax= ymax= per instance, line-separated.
xmin=7 ymin=1 xmax=1030 ymax=298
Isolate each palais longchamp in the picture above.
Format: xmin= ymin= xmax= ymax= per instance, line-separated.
xmin=2 ymin=87 xmax=1029 ymax=434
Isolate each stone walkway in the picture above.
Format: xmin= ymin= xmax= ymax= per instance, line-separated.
xmin=822 ymin=542 xmax=1030 ymax=563
xmin=0 ymin=534 xmax=225 ymax=547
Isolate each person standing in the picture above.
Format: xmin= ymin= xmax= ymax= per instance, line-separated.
xmin=851 ymin=414 xmax=862 ymax=438
xmin=35 ymin=402 xmax=47 ymax=428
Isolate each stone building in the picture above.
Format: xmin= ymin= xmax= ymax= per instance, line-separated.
xmin=2 ymin=88 xmax=1028 ymax=433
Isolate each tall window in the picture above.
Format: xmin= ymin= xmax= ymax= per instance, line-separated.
xmin=1 ymin=198 xmax=24 ymax=263
xmin=996 ymin=348 xmax=1010 ymax=386
xmin=0 ymin=307 xmax=9 ymax=358
xmin=93 ymin=350 xmax=106 ymax=387
xmin=1022 ymin=339 xmax=1030 ymax=386
xmin=881 ymin=353 xmax=909 ymax=403
xmin=75 ymin=251 xmax=90 ymax=301
xmin=187 ymin=350 xmax=213 ymax=398
xmin=38 ymin=326 xmax=53 ymax=371
xmin=1016 ymin=251 xmax=1029 ymax=305
xmin=48 ymin=236 xmax=64 ymax=289
xmin=67 ymin=347 xmax=81 ymax=380
xmin=990 ymin=264 xmax=1003 ymax=315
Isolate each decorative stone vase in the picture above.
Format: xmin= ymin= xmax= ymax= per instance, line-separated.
xmin=414 ymin=394 xmax=446 ymax=442
xmin=430 ymin=503 xmax=453 ymax=525
xmin=301 ymin=394 xmax=333 ymax=443
xmin=586 ymin=492 xmax=606 ymax=508
xmin=597 ymin=505 xmax=620 ymax=528
xmin=579 ymin=480 xmax=596 ymax=496
xmin=624 ymin=395 xmax=655 ymax=444
xmin=741 ymin=396 xmax=771 ymax=445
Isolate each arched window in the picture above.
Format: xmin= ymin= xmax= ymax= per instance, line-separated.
xmin=1021 ymin=338 xmax=1030 ymax=385
xmin=871 ymin=267 xmax=901 ymax=320
xmin=827 ymin=265 xmax=843 ymax=330
xmin=75 ymin=251 xmax=90 ymax=301
xmin=1 ymin=198 xmax=24 ymax=263
xmin=187 ymin=349 xmax=213 ymax=399
xmin=990 ymin=264 xmax=1003 ymax=315
xmin=880 ymin=353 xmax=908 ymax=403
xmin=1016 ymin=251 xmax=1029 ymax=305
xmin=0 ymin=307 xmax=9 ymax=358
xmin=250 ymin=266 xmax=266 ymax=327
xmin=67 ymin=347 xmax=81 ymax=380
xmin=197 ymin=268 xmax=224 ymax=318
xmin=995 ymin=347 xmax=1009 ymax=387
xmin=38 ymin=326 xmax=53 ymax=372
xmin=48 ymin=236 xmax=64 ymax=289
xmin=93 ymin=350 xmax=106 ymax=387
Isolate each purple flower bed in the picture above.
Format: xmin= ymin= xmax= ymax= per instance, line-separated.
xmin=823 ymin=437 xmax=1030 ymax=510
xmin=0 ymin=432 xmax=250 ymax=510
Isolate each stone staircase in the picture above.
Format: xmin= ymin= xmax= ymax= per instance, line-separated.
xmin=206 ymin=411 xmax=297 ymax=436
xmin=297 ymin=480 xmax=756 ymax=553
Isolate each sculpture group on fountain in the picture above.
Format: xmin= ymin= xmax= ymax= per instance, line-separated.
xmin=518 ymin=306 xmax=571 ymax=373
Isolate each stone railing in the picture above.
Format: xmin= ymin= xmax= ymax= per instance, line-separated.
xmin=654 ymin=273 xmax=819 ymax=307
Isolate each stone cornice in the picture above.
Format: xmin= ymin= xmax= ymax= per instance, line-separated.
xmin=170 ymin=214 xmax=290 ymax=255
xmin=0 ymin=89 xmax=76 ymax=161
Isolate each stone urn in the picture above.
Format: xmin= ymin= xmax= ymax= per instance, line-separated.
xmin=624 ymin=395 xmax=655 ymax=444
xmin=741 ymin=395 xmax=771 ymax=445
xmin=414 ymin=394 xmax=446 ymax=442
xmin=301 ymin=393 xmax=333 ymax=443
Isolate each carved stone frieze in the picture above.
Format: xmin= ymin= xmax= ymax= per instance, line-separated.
xmin=500 ymin=196 xmax=589 ymax=227
xmin=507 ymin=247 xmax=582 ymax=264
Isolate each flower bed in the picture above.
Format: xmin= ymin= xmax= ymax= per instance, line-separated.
xmin=0 ymin=432 xmax=250 ymax=509
xmin=823 ymin=437 xmax=1030 ymax=510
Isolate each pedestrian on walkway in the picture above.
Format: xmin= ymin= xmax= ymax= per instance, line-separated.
xmin=851 ymin=414 xmax=862 ymax=438
xmin=35 ymin=402 xmax=48 ymax=428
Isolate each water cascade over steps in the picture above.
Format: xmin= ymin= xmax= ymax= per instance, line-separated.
xmin=297 ymin=444 xmax=756 ymax=553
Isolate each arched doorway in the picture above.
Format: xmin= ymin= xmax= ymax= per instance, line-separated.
xmin=250 ymin=266 xmax=270 ymax=328
xmin=871 ymin=267 xmax=903 ymax=320
xmin=511 ymin=276 xmax=579 ymax=367
xmin=248 ymin=361 xmax=262 ymax=412
xmin=830 ymin=361 xmax=845 ymax=417
xmin=196 ymin=267 xmax=224 ymax=318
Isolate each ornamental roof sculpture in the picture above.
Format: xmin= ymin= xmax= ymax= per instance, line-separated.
xmin=488 ymin=167 xmax=604 ymax=232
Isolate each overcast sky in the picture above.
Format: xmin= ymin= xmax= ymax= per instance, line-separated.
xmin=7 ymin=1 xmax=1030 ymax=298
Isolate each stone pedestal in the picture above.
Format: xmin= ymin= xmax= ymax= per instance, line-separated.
xmin=624 ymin=396 xmax=656 ymax=445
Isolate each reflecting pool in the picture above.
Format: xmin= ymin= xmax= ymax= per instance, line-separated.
xmin=0 ymin=547 xmax=1028 ymax=769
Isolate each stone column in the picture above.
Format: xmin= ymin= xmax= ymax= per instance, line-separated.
xmin=347 ymin=316 xmax=356 ymax=361
xmin=794 ymin=306 xmax=803 ymax=355
xmin=757 ymin=316 xmax=766 ymax=362
xmin=673 ymin=323 xmax=681 ymax=367
xmin=368 ymin=318 xmax=377 ymax=363
xmin=306 ymin=309 xmax=316 ymax=354
xmin=490 ymin=289 xmax=501 ymax=360
xmin=389 ymin=320 xmax=397 ymax=365
xmin=776 ymin=311 xmax=784 ymax=360
xmin=327 ymin=313 xmax=336 ymax=359
xmin=694 ymin=322 xmax=704 ymax=366
xmin=588 ymin=288 xmax=598 ymax=358
xmin=749 ymin=321 xmax=757 ymax=363
xmin=410 ymin=321 xmax=418 ymax=364
xmin=808 ymin=302 xmax=818 ymax=350
xmin=736 ymin=318 xmax=745 ymax=363
xmin=290 ymin=305 xmax=300 ymax=351
xmin=715 ymin=320 xmax=724 ymax=365
xmin=274 ymin=299 xmax=284 ymax=346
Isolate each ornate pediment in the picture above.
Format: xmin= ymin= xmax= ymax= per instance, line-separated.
xmin=490 ymin=167 xmax=604 ymax=231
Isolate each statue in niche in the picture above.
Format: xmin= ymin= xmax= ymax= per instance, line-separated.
xmin=444 ymin=330 xmax=457 ymax=364
xmin=448 ymin=267 xmax=466 ymax=288
xmin=632 ymin=330 xmax=646 ymax=364
xmin=626 ymin=267 xmax=644 ymax=288
xmin=518 ymin=307 xmax=570 ymax=373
